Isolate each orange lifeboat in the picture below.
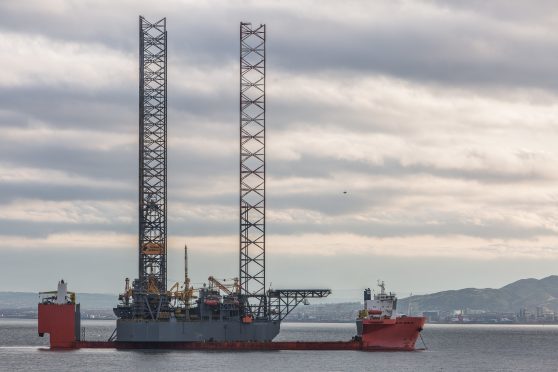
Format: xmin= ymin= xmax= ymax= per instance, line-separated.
xmin=204 ymin=294 xmax=221 ymax=306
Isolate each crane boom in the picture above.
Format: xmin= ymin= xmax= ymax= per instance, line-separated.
xmin=208 ymin=276 xmax=239 ymax=295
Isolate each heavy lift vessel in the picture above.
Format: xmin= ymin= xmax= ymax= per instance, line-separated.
xmin=38 ymin=17 xmax=425 ymax=351
xmin=39 ymin=279 xmax=425 ymax=350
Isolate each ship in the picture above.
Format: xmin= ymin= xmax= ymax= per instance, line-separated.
xmin=38 ymin=279 xmax=425 ymax=351
xmin=38 ymin=17 xmax=425 ymax=351
xmin=356 ymin=281 xmax=426 ymax=350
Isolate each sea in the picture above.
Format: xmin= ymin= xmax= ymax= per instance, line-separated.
xmin=0 ymin=319 xmax=557 ymax=371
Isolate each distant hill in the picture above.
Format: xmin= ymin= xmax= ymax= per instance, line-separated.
xmin=398 ymin=275 xmax=558 ymax=314
xmin=0 ymin=292 xmax=117 ymax=310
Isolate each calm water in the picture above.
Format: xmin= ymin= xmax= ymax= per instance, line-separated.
xmin=0 ymin=319 xmax=557 ymax=371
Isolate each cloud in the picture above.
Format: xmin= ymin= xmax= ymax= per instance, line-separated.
xmin=1 ymin=0 xmax=558 ymax=291
xmin=0 ymin=32 xmax=134 ymax=89
xmin=5 ymin=230 xmax=558 ymax=261
xmin=1 ymin=0 xmax=558 ymax=89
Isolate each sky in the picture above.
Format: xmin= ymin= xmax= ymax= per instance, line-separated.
xmin=1 ymin=0 xmax=558 ymax=300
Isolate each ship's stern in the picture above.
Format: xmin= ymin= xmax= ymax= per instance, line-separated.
xmin=38 ymin=280 xmax=81 ymax=349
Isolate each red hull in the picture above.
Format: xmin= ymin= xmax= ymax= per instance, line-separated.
xmin=71 ymin=340 xmax=417 ymax=351
xmin=358 ymin=316 xmax=425 ymax=350
xmin=75 ymin=340 xmax=362 ymax=350
xmin=41 ymin=339 xmax=422 ymax=351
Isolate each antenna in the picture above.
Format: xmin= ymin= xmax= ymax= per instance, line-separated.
xmin=184 ymin=245 xmax=189 ymax=287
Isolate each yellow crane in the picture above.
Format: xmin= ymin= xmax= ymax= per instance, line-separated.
xmin=168 ymin=245 xmax=196 ymax=306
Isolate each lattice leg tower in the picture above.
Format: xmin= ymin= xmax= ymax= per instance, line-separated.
xmin=136 ymin=16 xmax=168 ymax=307
xmin=239 ymin=22 xmax=266 ymax=318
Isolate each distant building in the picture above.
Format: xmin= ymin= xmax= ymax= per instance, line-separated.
xmin=422 ymin=311 xmax=440 ymax=322
xmin=465 ymin=309 xmax=485 ymax=315
xmin=536 ymin=306 xmax=544 ymax=320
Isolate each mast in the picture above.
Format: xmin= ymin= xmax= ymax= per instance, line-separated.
xmin=184 ymin=245 xmax=189 ymax=288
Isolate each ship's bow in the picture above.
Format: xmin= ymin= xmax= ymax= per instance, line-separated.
xmin=358 ymin=316 xmax=425 ymax=351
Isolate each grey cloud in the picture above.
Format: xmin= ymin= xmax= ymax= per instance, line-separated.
xmin=0 ymin=220 xmax=134 ymax=237
xmin=0 ymin=183 xmax=133 ymax=202
xmin=0 ymin=87 xmax=135 ymax=130
xmin=0 ymin=141 xmax=136 ymax=181
xmin=271 ymin=155 xmax=548 ymax=185
xmin=1 ymin=0 xmax=557 ymax=293
xmin=1 ymin=1 xmax=557 ymax=90
xmin=0 ymin=86 xmax=234 ymax=132
xmin=268 ymin=218 xmax=554 ymax=240
xmin=0 ymin=205 xmax=551 ymax=241
xmin=429 ymin=0 xmax=558 ymax=23
xmin=0 ymin=217 xmax=235 ymax=239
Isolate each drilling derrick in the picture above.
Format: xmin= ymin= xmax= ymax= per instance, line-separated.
xmin=239 ymin=22 xmax=266 ymax=318
xmin=133 ymin=16 xmax=169 ymax=319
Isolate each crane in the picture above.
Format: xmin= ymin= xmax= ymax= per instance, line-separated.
xmin=208 ymin=276 xmax=240 ymax=295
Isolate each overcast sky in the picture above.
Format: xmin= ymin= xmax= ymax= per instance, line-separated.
xmin=1 ymin=0 xmax=558 ymax=299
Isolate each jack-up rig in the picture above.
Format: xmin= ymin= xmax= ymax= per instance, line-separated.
xmin=37 ymin=17 xmax=426 ymax=351
xmin=109 ymin=17 xmax=330 ymax=342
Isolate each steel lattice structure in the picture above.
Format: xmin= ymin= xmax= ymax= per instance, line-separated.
xmin=138 ymin=16 xmax=168 ymax=295
xmin=239 ymin=22 xmax=266 ymax=317
xmin=268 ymin=289 xmax=333 ymax=321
